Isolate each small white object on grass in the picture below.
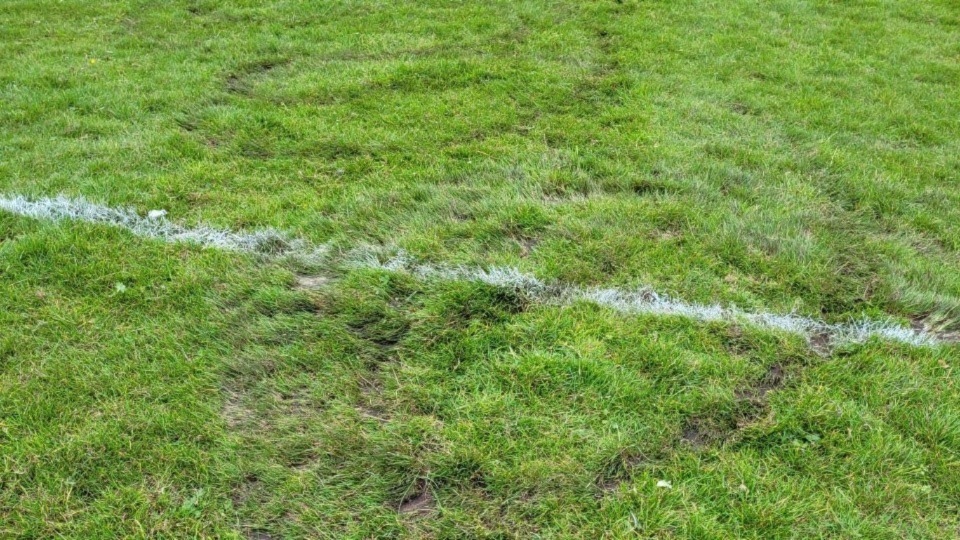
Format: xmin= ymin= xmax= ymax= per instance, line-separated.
xmin=656 ymin=480 xmax=672 ymax=489
xmin=147 ymin=209 xmax=167 ymax=219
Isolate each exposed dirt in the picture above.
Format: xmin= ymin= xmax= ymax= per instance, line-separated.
xmin=345 ymin=305 xmax=412 ymax=351
xmin=681 ymin=421 xmax=709 ymax=448
xmin=517 ymin=236 xmax=540 ymax=258
xmin=357 ymin=376 xmax=390 ymax=422
xmin=596 ymin=449 xmax=652 ymax=492
xmin=736 ymin=364 xmax=785 ymax=402
xmin=294 ymin=274 xmax=330 ymax=290
xmin=719 ymin=324 xmax=762 ymax=356
xmin=399 ymin=478 xmax=434 ymax=515
xmin=683 ymin=363 xmax=787 ymax=448
xmin=231 ymin=473 xmax=265 ymax=509
xmin=733 ymin=363 xmax=785 ymax=425
xmin=222 ymin=392 xmax=255 ymax=430
xmin=911 ymin=315 xmax=960 ymax=344
xmin=730 ymin=101 xmax=755 ymax=115
xmin=680 ymin=417 xmax=722 ymax=448
xmin=225 ymin=58 xmax=290 ymax=95
xmin=809 ymin=331 xmax=832 ymax=355
xmin=938 ymin=331 xmax=960 ymax=343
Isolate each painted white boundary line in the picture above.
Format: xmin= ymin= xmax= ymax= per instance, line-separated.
xmin=0 ymin=194 xmax=936 ymax=349
xmin=0 ymin=194 xmax=328 ymax=263
xmin=355 ymin=252 xmax=934 ymax=349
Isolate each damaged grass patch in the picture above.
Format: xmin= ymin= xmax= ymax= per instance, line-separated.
xmin=682 ymin=363 xmax=790 ymax=449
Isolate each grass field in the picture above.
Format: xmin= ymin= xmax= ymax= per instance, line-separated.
xmin=2 ymin=0 xmax=960 ymax=537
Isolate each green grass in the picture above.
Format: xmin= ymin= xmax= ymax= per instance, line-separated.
xmin=2 ymin=0 xmax=960 ymax=537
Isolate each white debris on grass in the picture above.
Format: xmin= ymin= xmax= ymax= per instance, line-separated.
xmin=0 ymin=194 xmax=939 ymax=350
xmin=0 ymin=194 xmax=328 ymax=264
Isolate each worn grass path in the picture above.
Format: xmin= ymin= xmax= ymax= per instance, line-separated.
xmin=2 ymin=0 xmax=960 ymax=538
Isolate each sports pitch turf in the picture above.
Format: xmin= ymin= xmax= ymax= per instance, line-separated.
xmin=2 ymin=1 xmax=960 ymax=538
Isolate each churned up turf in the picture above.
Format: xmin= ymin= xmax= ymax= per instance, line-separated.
xmin=1 ymin=0 xmax=959 ymax=538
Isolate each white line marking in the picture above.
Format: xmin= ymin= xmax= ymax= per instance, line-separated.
xmin=0 ymin=194 xmax=938 ymax=349
xmin=354 ymin=251 xmax=935 ymax=349
xmin=0 ymin=194 xmax=328 ymax=264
